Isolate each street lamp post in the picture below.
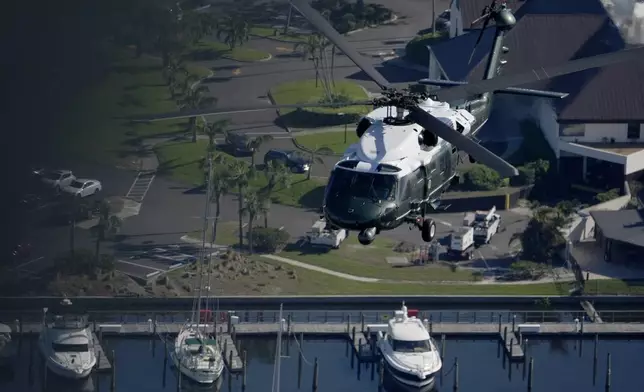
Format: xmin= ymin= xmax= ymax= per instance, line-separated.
xmin=338 ymin=112 xmax=347 ymax=143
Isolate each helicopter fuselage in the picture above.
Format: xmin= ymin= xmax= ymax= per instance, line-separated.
xmin=323 ymin=102 xmax=484 ymax=244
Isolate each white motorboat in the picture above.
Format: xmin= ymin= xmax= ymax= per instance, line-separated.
xmin=38 ymin=299 xmax=96 ymax=379
xmin=171 ymin=326 xmax=224 ymax=384
xmin=171 ymin=150 xmax=224 ymax=384
xmin=377 ymin=303 xmax=442 ymax=390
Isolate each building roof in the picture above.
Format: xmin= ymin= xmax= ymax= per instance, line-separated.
xmin=590 ymin=209 xmax=644 ymax=247
xmin=431 ymin=0 xmax=644 ymax=122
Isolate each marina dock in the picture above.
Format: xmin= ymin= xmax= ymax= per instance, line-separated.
xmin=91 ymin=332 xmax=112 ymax=372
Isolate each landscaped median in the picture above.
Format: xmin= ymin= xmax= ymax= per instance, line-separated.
xmin=250 ymin=26 xmax=309 ymax=43
xmin=270 ymin=79 xmax=370 ymax=129
xmin=153 ymin=140 xmax=326 ymax=208
xmin=185 ymin=41 xmax=271 ymax=62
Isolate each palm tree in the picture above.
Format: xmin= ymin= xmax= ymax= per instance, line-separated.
xmin=94 ymin=201 xmax=122 ymax=260
xmin=228 ymin=161 xmax=252 ymax=249
xmin=306 ymin=147 xmax=333 ymax=180
xmin=242 ymin=189 xmax=266 ymax=253
xmin=176 ymin=82 xmax=215 ymax=142
xmin=246 ymin=135 xmax=273 ymax=167
xmin=209 ymin=164 xmax=234 ymax=245
xmin=201 ymin=119 xmax=230 ymax=151
xmin=295 ymin=34 xmax=325 ymax=87
xmin=216 ymin=15 xmax=250 ymax=49
xmin=263 ymin=161 xmax=291 ymax=196
xmin=163 ymin=56 xmax=188 ymax=86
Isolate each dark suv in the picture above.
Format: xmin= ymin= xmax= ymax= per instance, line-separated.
xmin=225 ymin=132 xmax=254 ymax=156
xmin=264 ymin=149 xmax=311 ymax=173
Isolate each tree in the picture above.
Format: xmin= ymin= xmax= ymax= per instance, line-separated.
xmin=216 ymin=15 xmax=250 ymax=49
xmin=595 ymin=188 xmax=620 ymax=203
xmin=209 ymin=163 xmax=234 ymax=245
xmin=200 ymin=119 xmax=230 ymax=152
xmin=176 ymin=81 xmax=215 ymax=142
xmin=228 ymin=161 xmax=252 ymax=249
xmin=163 ymin=56 xmax=188 ymax=87
xmin=295 ymin=34 xmax=326 ymax=88
xmin=246 ymin=135 xmax=273 ymax=167
xmin=262 ymin=161 xmax=291 ymax=226
xmin=510 ymin=201 xmax=574 ymax=264
xmin=94 ymin=201 xmax=123 ymax=260
xmin=242 ymin=190 xmax=269 ymax=253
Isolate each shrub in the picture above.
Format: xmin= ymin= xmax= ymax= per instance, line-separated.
xmin=595 ymin=188 xmax=620 ymax=203
xmin=404 ymin=31 xmax=447 ymax=66
xmin=251 ymin=227 xmax=290 ymax=253
xmin=512 ymin=159 xmax=550 ymax=186
xmin=508 ymin=261 xmax=548 ymax=281
xmin=463 ymin=164 xmax=504 ymax=191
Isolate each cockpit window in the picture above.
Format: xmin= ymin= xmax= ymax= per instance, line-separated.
xmin=392 ymin=339 xmax=432 ymax=353
xmin=328 ymin=168 xmax=397 ymax=201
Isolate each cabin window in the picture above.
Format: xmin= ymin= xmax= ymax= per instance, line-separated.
xmin=400 ymin=177 xmax=412 ymax=201
xmin=627 ymin=123 xmax=641 ymax=139
xmin=392 ymin=339 xmax=432 ymax=353
xmin=52 ymin=343 xmax=89 ymax=352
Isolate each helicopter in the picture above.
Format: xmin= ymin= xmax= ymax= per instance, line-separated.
xmin=136 ymin=0 xmax=644 ymax=245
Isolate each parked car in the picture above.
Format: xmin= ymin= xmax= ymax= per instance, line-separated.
xmin=39 ymin=169 xmax=76 ymax=190
xmin=264 ymin=149 xmax=311 ymax=173
xmin=225 ymin=132 xmax=254 ymax=156
xmin=61 ymin=179 xmax=102 ymax=198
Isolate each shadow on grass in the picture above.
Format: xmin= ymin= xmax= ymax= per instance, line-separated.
xmin=298 ymin=185 xmax=326 ymax=211
xmin=276 ymin=110 xmax=360 ymax=129
xmin=182 ymin=49 xmax=224 ymax=62
xmin=283 ymin=242 xmax=332 ymax=256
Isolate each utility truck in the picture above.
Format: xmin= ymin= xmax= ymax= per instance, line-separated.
xmin=447 ymin=206 xmax=501 ymax=260
xmin=305 ymin=218 xmax=347 ymax=249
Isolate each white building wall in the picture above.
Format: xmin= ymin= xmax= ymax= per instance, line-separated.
xmin=561 ymin=123 xmax=644 ymax=143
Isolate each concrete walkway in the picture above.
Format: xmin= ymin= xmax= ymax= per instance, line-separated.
xmin=261 ymin=254 xmax=381 ymax=283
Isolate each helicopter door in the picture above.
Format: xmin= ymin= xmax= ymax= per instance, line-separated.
xmin=439 ymin=148 xmax=452 ymax=183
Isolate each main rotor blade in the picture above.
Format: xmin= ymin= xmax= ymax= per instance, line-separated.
xmin=129 ymin=101 xmax=372 ymax=122
xmin=407 ymin=106 xmax=518 ymax=177
xmin=433 ymin=45 xmax=644 ymax=103
xmin=289 ymin=0 xmax=391 ymax=90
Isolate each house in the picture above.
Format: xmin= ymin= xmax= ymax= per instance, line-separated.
xmin=589 ymin=209 xmax=644 ymax=263
xmin=429 ymin=0 xmax=644 ymax=191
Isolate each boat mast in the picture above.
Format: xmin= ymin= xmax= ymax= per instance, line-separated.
xmin=272 ymin=304 xmax=284 ymax=392
xmin=192 ymin=149 xmax=214 ymax=328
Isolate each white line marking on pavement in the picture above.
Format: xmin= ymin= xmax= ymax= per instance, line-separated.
xmin=126 ymin=173 xmax=155 ymax=202
xmin=11 ymin=256 xmax=44 ymax=271
xmin=436 ymin=220 xmax=452 ymax=227
xmin=116 ymin=259 xmax=165 ymax=272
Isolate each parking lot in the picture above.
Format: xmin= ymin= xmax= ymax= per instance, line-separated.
xmin=115 ymin=245 xmax=216 ymax=281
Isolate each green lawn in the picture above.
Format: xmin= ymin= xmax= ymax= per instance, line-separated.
xmin=250 ymin=26 xmax=309 ymax=43
xmin=186 ymin=41 xmax=270 ymax=62
xmin=154 ymin=140 xmax=327 ymax=208
xmin=55 ymin=52 xmax=210 ymax=165
xmin=295 ymin=129 xmax=359 ymax=153
xmin=257 ymin=261 xmax=644 ymax=295
xmin=270 ymin=80 xmax=370 ymax=128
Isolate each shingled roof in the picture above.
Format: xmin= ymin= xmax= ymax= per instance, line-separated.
xmin=431 ymin=0 xmax=644 ymax=122
xmin=590 ymin=209 xmax=644 ymax=248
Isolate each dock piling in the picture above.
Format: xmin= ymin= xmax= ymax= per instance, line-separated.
xmin=111 ymin=350 xmax=116 ymax=392
xmin=441 ymin=334 xmax=446 ymax=360
xmin=605 ymin=353 xmax=611 ymax=392
xmin=162 ymin=339 xmax=167 ymax=388
xmin=242 ymin=350 xmax=247 ymax=391
xmin=312 ymin=357 xmax=319 ymax=392
xmin=504 ymin=326 xmax=508 ymax=345
xmin=298 ymin=340 xmax=303 ymax=388
xmin=378 ymin=359 xmax=384 ymax=391
xmin=361 ymin=313 xmax=365 ymax=332
xmin=453 ymin=357 xmax=459 ymax=391
xmin=593 ymin=334 xmax=599 ymax=385
xmin=346 ymin=314 xmax=351 ymax=333
xmin=527 ymin=357 xmax=534 ymax=391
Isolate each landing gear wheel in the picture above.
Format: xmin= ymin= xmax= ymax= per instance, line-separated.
xmin=421 ymin=218 xmax=436 ymax=243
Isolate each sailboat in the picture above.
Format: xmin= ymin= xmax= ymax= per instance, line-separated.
xmin=170 ymin=151 xmax=224 ymax=384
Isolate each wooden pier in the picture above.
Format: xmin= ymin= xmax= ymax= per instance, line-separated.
xmin=91 ymin=333 xmax=112 ymax=372
xmin=218 ymin=333 xmax=243 ymax=372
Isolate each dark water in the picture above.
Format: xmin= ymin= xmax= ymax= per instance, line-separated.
xmin=2 ymin=336 xmax=643 ymax=392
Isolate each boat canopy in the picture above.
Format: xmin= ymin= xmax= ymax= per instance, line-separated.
xmin=185 ymin=338 xmax=217 ymax=346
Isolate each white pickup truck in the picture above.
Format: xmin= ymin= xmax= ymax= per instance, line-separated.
xmin=305 ymin=219 xmax=347 ymax=249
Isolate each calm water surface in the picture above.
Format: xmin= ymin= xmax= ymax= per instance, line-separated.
xmin=2 ymin=337 xmax=643 ymax=392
